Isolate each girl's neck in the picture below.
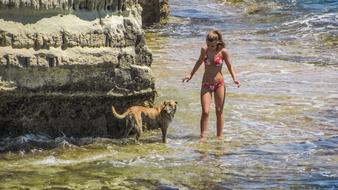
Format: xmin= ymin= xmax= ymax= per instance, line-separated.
xmin=207 ymin=47 xmax=220 ymax=53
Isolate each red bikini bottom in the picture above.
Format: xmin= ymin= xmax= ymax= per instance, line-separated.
xmin=202 ymin=80 xmax=224 ymax=92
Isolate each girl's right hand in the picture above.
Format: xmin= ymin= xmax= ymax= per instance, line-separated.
xmin=182 ymin=74 xmax=192 ymax=82
xmin=234 ymin=80 xmax=241 ymax=88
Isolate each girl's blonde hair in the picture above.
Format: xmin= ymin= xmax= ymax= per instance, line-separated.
xmin=206 ymin=30 xmax=226 ymax=50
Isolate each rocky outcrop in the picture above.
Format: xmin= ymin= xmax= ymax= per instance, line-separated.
xmin=139 ymin=0 xmax=169 ymax=26
xmin=0 ymin=0 xmax=127 ymax=10
xmin=0 ymin=0 xmax=156 ymax=138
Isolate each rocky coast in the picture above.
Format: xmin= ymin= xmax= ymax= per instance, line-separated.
xmin=0 ymin=0 xmax=167 ymax=138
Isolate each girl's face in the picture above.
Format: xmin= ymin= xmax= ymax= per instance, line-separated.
xmin=206 ymin=40 xmax=218 ymax=50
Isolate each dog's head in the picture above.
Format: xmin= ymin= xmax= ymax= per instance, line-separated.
xmin=161 ymin=100 xmax=178 ymax=120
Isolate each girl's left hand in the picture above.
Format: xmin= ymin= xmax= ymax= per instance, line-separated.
xmin=234 ymin=80 xmax=241 ymax=88
xmin=182 ymin=74 xmax=192 ymax=82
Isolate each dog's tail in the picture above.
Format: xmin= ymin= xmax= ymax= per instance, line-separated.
xmin=112 ymin=106 xmax=129 ymax=119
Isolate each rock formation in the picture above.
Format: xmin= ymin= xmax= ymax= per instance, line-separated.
xmin=0 ymin=0 xmax=158 ymax=138
xmin=139 ymin=0 xmax=169 ymax=26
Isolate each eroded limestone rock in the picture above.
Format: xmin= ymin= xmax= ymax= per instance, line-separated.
xmin=0 ymin=0 xmax=130 ymax=11
xmin=0 ymin=0 xmax=157 ymax=138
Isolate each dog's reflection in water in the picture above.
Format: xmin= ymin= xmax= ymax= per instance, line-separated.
xmin=112 ymin=100 xmax=177 ymax=143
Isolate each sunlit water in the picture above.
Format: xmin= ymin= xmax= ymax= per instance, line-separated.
xmin=1 ymin=0 xmax=337 ymax=189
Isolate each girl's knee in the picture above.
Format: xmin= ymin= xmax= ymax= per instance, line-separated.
xmin=202 ymin=110 xmax=209 ymax=117
xmin=215 ymin=108 xmax=223 ymax=116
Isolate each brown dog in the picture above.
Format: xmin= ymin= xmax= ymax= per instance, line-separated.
xmin=112 ymin=100 xmax=177 ymax=143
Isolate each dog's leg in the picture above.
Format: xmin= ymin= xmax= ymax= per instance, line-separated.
xmin=161 ymin=125 xmax=168 ymax=143
xmin=134 ymin=115 xmax=143 ymax=143
xmin=124 ymin=115 xmax=134 ymax=138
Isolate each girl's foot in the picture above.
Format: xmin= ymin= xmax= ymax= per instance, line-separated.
xmin=199 ymin=136 xmax=207 ymax=143
xmin=216 ymin=135 xmax=224 ymax=141
xmin=199 ymin=132 xmax=208 ymax=143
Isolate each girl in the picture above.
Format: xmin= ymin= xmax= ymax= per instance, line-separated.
xmin=182 ymin=30 xmax=240 ymax=142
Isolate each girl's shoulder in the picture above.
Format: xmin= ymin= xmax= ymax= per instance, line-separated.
xmin=220 ymin=47 xmax=228 ymax=53
xmin=220 ymin=48 xmax=229 ymax=56
xmin=200 ymin=46 xmax=208 ymax=55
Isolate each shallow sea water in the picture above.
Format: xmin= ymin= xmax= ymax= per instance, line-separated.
xmin=0 ymin=0 xmax=337 ymax=189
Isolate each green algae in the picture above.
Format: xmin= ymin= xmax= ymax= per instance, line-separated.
xmin=321 ymin=35 xmax=338 ymax=48
xmin=0 ymin=139 xmax=226 ymax=189
xmin=222 ymin=0 xmax=244 ymax=4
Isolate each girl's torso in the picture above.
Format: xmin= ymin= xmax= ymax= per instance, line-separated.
xmin=202 ymin=47 xmax=224 ymax=83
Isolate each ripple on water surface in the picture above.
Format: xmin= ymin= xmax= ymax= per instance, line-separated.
xmin=1 ymin=0 xmax=338 ymax=189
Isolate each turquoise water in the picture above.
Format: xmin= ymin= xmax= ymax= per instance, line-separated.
xmin=0 ymin=0 xmax=337 ymax=189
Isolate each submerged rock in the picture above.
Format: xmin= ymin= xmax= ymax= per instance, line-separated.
xmin=0 ymin=0 xmax=160 ymax=138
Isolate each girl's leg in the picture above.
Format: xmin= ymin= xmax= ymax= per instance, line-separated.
xmin=200 ymin=88 xmax=212 ymax=141
xmin=214 ymin=85 xmax=226 ymax=139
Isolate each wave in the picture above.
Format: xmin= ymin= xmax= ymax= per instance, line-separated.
xmin=226 ymin=0 xmax=338 ymax=13
xmin=0 ymin=134 xmax=95 ymax=152
xmin=260 ymin=12 xmax=338 ymax=51
xmin=0 ymin=133 xmax=144 ymax=153
xmin=258 ymin=54 xmax=337 ymax=66
xmin=277 ymin=13 xmax=338 ymax=34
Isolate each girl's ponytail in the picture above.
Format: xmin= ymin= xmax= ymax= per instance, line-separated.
xmin=214 ymin=30 xmax=226 ymax=50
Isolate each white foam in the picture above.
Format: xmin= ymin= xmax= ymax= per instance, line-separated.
xmin=35 ymin=153 xmax=114 ymax=166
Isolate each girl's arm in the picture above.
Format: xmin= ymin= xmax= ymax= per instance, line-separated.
xmin=222 ymin=49 xmax=240 ymax=87
xmin=182 ymin=47 xmax=206 ymax=82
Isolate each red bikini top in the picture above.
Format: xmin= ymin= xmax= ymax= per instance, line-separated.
xmin=204 ymin=54 xmax=224 ymax=66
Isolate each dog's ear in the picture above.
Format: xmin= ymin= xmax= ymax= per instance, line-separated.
xmin=175 ymin=101 xmax=178 ymax=105
xmin=163 ymin=100 xmax=167 ymax=105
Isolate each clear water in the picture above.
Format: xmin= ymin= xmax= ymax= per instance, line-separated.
xmin=1 ymin=0 xmax=337 ymax=189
